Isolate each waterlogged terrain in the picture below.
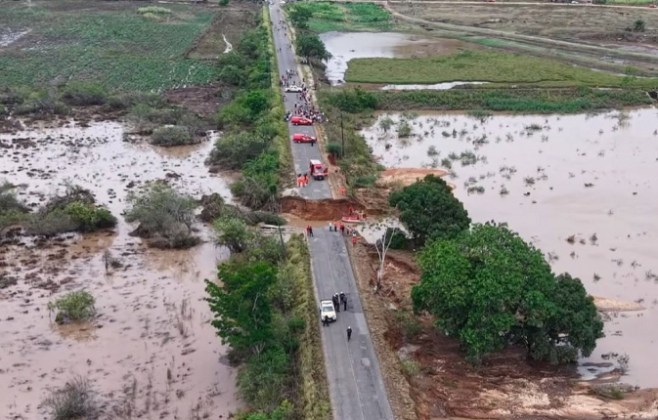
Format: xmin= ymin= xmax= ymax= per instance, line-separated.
xmin=0 ymin=121 xmax=240 ymax=418
xmin=361 ymin=108 xmax=658 ymax=387
xmin=320 ymin=32 xmax=466 ymax=85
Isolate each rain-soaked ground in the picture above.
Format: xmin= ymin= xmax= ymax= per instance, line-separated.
xmin=361 ymin=108 xmax=658 ymax=388
xmin=0 ymin=121 xmax=240 ymax=418
xmin=320 ymin=32 xmax=469 ymax=85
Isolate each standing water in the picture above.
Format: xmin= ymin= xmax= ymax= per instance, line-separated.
xmin=361 ymin=108 xmax=658 ymax=387
xmin=0 ymin=121 xmax=240 ymax=418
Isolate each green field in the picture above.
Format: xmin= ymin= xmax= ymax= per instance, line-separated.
xmin=346 ymin=50 xmax=658 ymax=88
xmin=0 ymin=3 xmax=217 ymax=92
xmin=285 ymin=2 xmax=392 ymax=32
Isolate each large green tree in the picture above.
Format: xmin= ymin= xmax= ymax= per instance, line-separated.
xmin=205 ymin=261 xmax=278 ymax=355
xmin=412 ymin=223 xmax=603 ymax=364
xmin=295 ymin=32 xmax=331 ymax=61
xmin=389 ymin=174 xmax=470 ymax=246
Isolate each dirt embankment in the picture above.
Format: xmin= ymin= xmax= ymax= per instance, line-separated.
xmin=348 ymin=242 xmax=658 ymax=420
xmin=280 ymin=196 xmax=381 ymax=220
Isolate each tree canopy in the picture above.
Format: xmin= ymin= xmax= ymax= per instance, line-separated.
xmin=389 ymin=174 xmax=471 ymax=246
xmin=206 ymin=260 xmax=278 ymax=354
xmin=412 ymin=223 xmax=604 ymax=364
xmin=295 ymin=32 xmax=331 ymax=61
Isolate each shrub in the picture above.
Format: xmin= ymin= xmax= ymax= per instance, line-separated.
xmin=150 ymin=125 xmax=198 ymax=146
xmin=208 ymin=132 xmax=270 ymax=170
xmin=48 ymin=290 xmax=96 ymax=324
xmin=353 ymin=175 xmax=377 ymax=188
xmin=42 ymin=376 xmax=98 ymax=420
xmin=327 ymin=88 xmax=378 ymax=113
xmin=25 ymin=209 xmax=78 ymax=237
xmin=125 ymin=183 xmax=199 ymax=248
xmin=63 ymin=202 xmax=117 ymax=232
xmin=326 ymin=142 xmax=343 ymax=157
xmin=400 ymin=359 xmax=420 ymax=377
xmin=61 ymin=82 xmax=108 ymax=106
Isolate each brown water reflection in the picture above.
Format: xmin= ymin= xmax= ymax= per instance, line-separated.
xmin=361 ymin=108 xmax=658 ymax=387
xmin=0 ymin=121 xmax=239 ymax=418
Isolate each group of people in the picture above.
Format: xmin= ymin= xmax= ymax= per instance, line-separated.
xmin=296 ymin=173 xmax=310 ymax=187
xmin=292 ymin=88 xmax=325 ymax=123
xmin=322 ymin=293 xmax=353 ymax=341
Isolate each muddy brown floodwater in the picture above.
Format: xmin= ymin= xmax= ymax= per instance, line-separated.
xmin=0 ymin=121 xmax=241 ymax=419
xmin=361 ymin=108 xmax=658 ymax=388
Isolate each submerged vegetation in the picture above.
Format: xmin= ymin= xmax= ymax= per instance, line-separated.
xmin=125 ymin=183 xmax=199 ymax=249
xmin=0 ymin=183 xmax=116 ymax=238
xmin=48 ymin=290 xmax=96 ymax=324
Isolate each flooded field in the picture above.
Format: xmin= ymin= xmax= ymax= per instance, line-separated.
xmin=361 ymin=108 xmax=658 ymax=388
xmin=0 ymin=121 xmax=240 ymax=418
xmin=320 ymin=32 xmax=468 ymax=85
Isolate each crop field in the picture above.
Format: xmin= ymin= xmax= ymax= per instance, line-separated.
xmin=346 ymin=50 xmax=658 ymax=87
xmin=0 ymin=1 xmax=220 ymax=92
xmin=390 ymin=2 xmax=658 ymax=45
xmin=285 ymin=2 xmax=392 ymax=32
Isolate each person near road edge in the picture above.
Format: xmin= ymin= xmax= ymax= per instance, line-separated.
xmin=323 ymin=315 xmax=329 ymax=327
xmin=347 ymin=326 xmax=352 ymax=341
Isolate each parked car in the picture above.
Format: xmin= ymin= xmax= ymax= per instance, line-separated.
xmin=290 ymin=116 xmax=313 ymax=126
xmin=309 ymin=159 xmax=329 ymax=180
xmin=285 ymin=85 xmax=303 ymax=93
xmin=320 ymin=300 xmax=336 ymax=322
xmin=292 ymin=133 xmax=317 ymax=143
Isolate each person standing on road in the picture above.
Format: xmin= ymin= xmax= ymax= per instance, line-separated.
xmin=323 ymin=315 xmax=329 ymax=327
xmin=347 ymin=326 xmax=352 ymax=341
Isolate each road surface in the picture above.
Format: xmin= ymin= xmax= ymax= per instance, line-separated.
xmin=269 ymin=3 xmax=331 ymax=200
xmin=268 ymin=3 xmax=395 ymax=420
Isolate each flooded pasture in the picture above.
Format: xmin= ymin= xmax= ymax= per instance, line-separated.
xmin=320 ymin=32 xmax=468 ymax=85
xmin=361 ymin=108 xmax=658 ymax=388
xmin=0 ymin=121 xmax=240 ymax=418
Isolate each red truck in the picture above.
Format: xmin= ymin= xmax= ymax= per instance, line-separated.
xmin=309 ymin=159 xmax=329 ymax=180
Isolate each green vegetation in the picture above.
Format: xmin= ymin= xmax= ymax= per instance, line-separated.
xmin=48 ymin=291 xmax=96 ymax=324
xmin=208 ymin=10 xmax=287 ymax=211
xmin=318 ymin=92 xmax=382 ymax=190
xmin=296 ymin=32 xmax=331 ymax=61
xmin=286 ymin=2 xmax=392 ymax=32
xmin=323 ymin=87 xmax=653 ymax=114
xmin=150 ymin=125 xmax=198 ymax=146
xmin=0 ymin=184 xmax=116 ymax=238
xmin=412 ymin=223 xmax=604 ymax=364
xmin=206 ymin=231 xmax=331 ymax=419
xmin=0 ymin=3 xmax=216 ymax=92
xmin=42 ymin=376 xmax=98 ymax=420
xmin=347 ymin=50 xmax=658 ymax=88
xmin=389 ymin=175 xmax=471 ymax=247
xmin=125 ymin=183 xmax=199 ymax=249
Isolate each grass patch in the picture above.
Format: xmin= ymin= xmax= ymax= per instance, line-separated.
xmin=285 ymin=2 xmax=391 ymax=32
xmin=346 ymin=50 xmax=658 ymax=88
xmin=48 ymin=291 xmax=96 ymax=324
xmin=0 ymin=2 xmax=217 ymax=92
xmin=329 ymin=87 xmax=653 ymax=113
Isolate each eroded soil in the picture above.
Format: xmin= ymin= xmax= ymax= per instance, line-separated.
xmin=0 ymin=120 xmax=239 ymax=419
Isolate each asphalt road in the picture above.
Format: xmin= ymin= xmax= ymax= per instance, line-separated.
xmin=268 ymin=4 xmax=395 ymax=420
xmin=269 ymin=3 xmax=331 ymax=200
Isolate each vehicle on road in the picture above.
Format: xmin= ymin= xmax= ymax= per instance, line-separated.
xmin=320 ymin=300 xmax=337 ymax=322
xmin=292 ymin=133 xmax=317 ymax=143
xmin=291 ymin=116 xmax=313 ymax=126
xmin=310 ymin=159 xmax=329 ymax=180
xmin=285 ymin=85 xmax=303 ymax=93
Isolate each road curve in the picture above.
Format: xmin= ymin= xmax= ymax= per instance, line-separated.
xmin=268 ymin=3 xmax=395 ymax=420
